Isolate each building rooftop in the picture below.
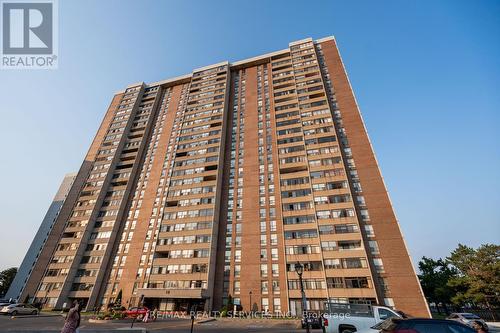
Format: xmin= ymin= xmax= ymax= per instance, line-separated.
xmin=117 ymin=36 xmax=335 ymax=94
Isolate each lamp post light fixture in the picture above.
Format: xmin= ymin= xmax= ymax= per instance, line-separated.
xmin=295 ymin=262 xmax=310 ymax=333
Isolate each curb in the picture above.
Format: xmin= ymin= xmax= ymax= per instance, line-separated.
xmin=1 ymin=327 xmax=147 ymax=333
xmin=11 ymin=314 xmax=63 ymax=319
xmin=196 ymin=317 xmax=216 ymax=324
xmin=88 ymin=318 xmax=110 ymax=323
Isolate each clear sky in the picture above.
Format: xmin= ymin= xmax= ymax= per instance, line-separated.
xmin=0 ymin=0 xmax=499 ymax=270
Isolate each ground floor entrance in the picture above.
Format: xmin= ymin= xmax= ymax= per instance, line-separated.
xmin=289 ymin=297 xmax=377 ymax=316
xmin=71 ymin=297 xmax=89 ymax=307
xmin=144 ymin=297 xmax=206 ymax=313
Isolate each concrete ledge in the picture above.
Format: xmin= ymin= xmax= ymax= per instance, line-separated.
xmin=11 ymin=314 xmax=63 ymax=319
xmin=195 ymin=317 xmax=216 ymax=324
xmin=88 ymin=318 xmax=112 ymax=323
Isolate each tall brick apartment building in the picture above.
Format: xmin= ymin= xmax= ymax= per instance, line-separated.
xmin=17 ymin=37 xmax=429 ymax=317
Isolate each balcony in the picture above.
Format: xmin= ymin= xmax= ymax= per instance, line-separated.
xmin=137 ymin=288 xmax=208 ymax=299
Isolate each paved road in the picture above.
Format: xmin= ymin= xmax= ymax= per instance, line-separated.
xmin=0 ymin=314 xmax=313 ymax=332
xmin=1 ymin=314 xmax=498 ymax=332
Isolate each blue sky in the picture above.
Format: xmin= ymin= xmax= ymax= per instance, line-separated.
xmin=0 ymin=0 xmax=499 ymax=270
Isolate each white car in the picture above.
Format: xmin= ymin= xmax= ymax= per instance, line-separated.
xmin=322 ymin=303 xmax=401 ymax=333
xmin=0 ymin=303 xmax=39 ymax=316
xmin=447 ymin=313 xmax=489 ymax=331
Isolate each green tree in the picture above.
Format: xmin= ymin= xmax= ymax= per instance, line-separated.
xmin=0 ymin=267 xmax=18 ymax=297
xmin=418 ymin=257 xmax=458 ymax=314
xmin=447 ymin=244 xmax=500 ymax=316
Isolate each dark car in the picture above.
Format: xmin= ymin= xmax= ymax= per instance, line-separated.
xmin=369 ymin=317 xmax=476 ymax=333
xmin=447 ymin=313 xmax=489 ymax=331
xmin=301 ymin=311 xmax=323 ymax=329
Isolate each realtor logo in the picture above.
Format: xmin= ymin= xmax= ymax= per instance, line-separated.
xmin=1 ymin=0 xmax=58 ymax=69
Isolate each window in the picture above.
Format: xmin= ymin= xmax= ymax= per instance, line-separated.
xmin=368 ymin=241 xmax=380 ymax=255
xmin=272 ymin=280 xmax=280 ymax=293
xmin=378 ymin=308 xmax=397 ymax=321
xmin=384 ymin=298 xmax=395 ymax=307
xmin=364 ymin=225 xmax=375 ymax=237
xmin=344 ymin=277 xmax=370 ymax=288
xmin=269 ymin=221 xmax=277 ymax=232
xmin=273 ymin=298 xmax=281 ymax=312
xmin=321 ymin=241 xmax=337 ymax=251
xmin=260 ymin=264 xmax=268 ymax=277
xmin=283 ymin=215 xmax=315 ymax=225
xmin=288 ymin=279 xmax=326 ymax=290
xmin=324 ymin=259 xmax=341 ymax=269
xmin=234 ymin=281 xmax=240 ymax=293
xmin=338 ymin=241 xmax=361 ymax=250
xmin=260 ymin=249 xmax=267 ymax=260
xmin=271 ymin=248 xmax=278 ymax=260
xmin=360 ymin=209 xmax=370 ymax=220
xmin=272 ymin=264 xmax=279 ymax=276
xmin=327 ymin=277 xmax=343 ymax=288
xmin=284 ymin=229 xmax=317 ymax=239
xmin=261 ymin=281 xmax=268 ymax=293
xmin=373 ymin=258 xmax=385 ymax=273
xmin=343 ymin=257 xmax=367 ymax=269
xmin=270 ymin=234 xmax=278 ymax=245
xmin=261 ymin=298 xmax=269 ymax=312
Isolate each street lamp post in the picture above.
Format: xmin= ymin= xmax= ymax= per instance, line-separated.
xmin=42 ymin=289 xmax=49 ymax=310
xmin=295 ymin=262 xmax=310 ymax=333
xmin=249 ymin=291 xmax=253 ymax=315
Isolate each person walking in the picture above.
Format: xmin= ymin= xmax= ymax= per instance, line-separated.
xmin=60 ymin=301 xmax=81 ymax=333
xmin=152 ymin=307 xmax=158 ymax=321
xmin=142 ymin=309 xmax=150 ymax=323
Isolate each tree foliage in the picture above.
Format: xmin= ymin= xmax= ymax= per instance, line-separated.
xmin=447 ymin=243 xmax=500 ymax=307
xmin=0 ymin=267 xmax=18 ymax=297
xmin=418 ymin=243 xmax=500 ymax=312
xmin=418 ymin=257 xmax=458 ymax=312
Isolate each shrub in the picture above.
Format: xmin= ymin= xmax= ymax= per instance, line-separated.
xmin=112 ymin=311 xmax=125 ymax=320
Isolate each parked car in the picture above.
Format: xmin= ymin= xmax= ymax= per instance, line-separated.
xmin=124 ymin=306 xmax=149 ymax=317
xmin=302 ymin=311 xmax=323 ymax=329
xmin=0 ymin=303 xmax=39 ymax=316
xmin=322 ymin=303 xmax=401 ymax=333
xmin=448 ymin=313 xmax=489 ymax=331
xmin=358 ymin=317 xmax=476 ymax=333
